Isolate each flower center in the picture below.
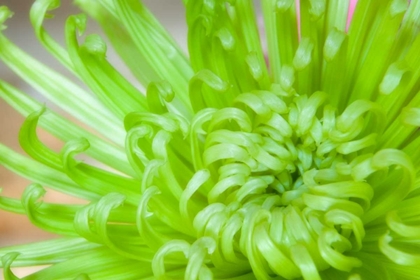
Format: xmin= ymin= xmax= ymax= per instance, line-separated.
xmin=127 ymin=80 xmax=412 ymax=279
xmin=189 ymin=86 xmax=378 ymax=277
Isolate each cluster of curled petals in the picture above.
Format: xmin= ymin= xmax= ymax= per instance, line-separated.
xmin=1 ymin=0 xmax=420 ymax=279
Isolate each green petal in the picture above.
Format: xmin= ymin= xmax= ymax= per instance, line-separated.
xmin=0 ymin=238 xmax=98 ymax=267
xmin=0 ymin=20 xmax=123 ymax=144
xmin=65 ymin=14 xmax=149 ymax=120
xmin=0 ymin=143 xmax=97 ymax=200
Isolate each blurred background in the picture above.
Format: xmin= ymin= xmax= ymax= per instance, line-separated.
xmin=0 ymin=0 xmax=186 ymax=277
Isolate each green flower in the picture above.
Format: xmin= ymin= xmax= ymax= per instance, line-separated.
xmin=1 ymin=0 xmax=420 ymax=279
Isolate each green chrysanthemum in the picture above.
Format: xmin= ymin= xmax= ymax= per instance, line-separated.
xmin=1 ymin=0 xmax=420 ymax=279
